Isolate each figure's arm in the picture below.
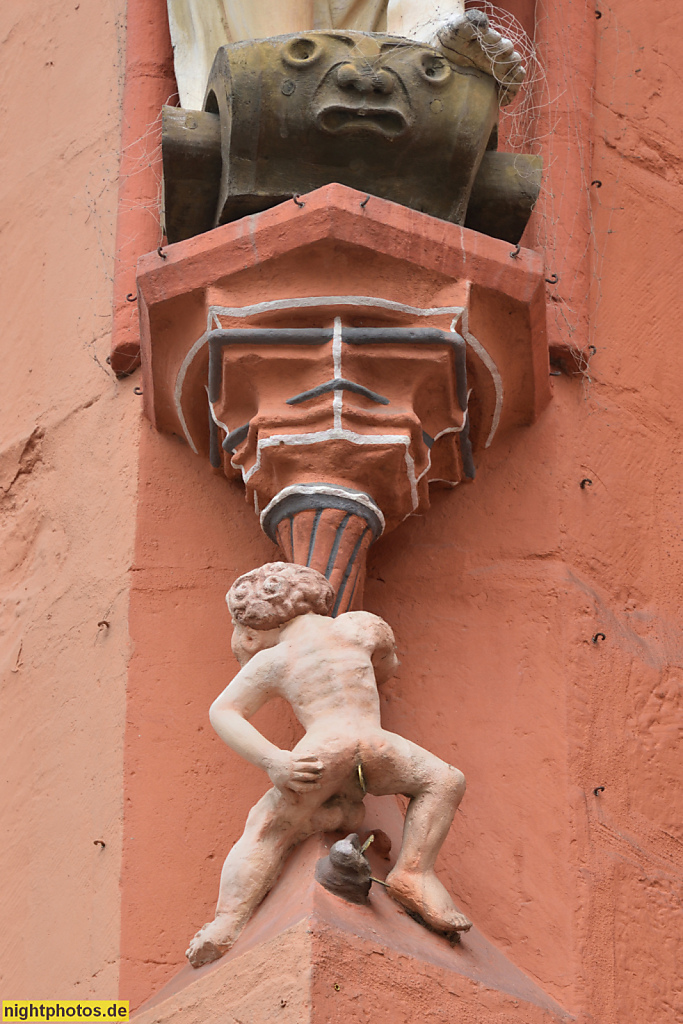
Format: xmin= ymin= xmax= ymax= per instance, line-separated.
xmin=209 ymin=651 xmax=282 ymax=769
xmin=209 ymin=651 xmax=323 ymax=794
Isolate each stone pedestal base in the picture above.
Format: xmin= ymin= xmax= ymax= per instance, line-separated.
xmin=134 ymin=799 xmax=567 ymax=1024
xmin=135 ymin=916 xmax=566 ymax=1024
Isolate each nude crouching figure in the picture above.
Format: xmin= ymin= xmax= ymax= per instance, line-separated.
xmin=186 ymin=562 xmax=471 ymax=968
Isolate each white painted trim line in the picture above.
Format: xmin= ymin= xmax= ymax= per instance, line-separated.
xmin=259 ymin=484 xmax=385 ymax=532
xmin=333 ymin=317 xmax=342 ymax=430
xmin=175 ymin=331 xmax=211 ymax=453
xmin=242 ymin=428 xmax=420 ymax=511
xmin=211 ymin=296 xmax=466 ymax=320
xmin=208 ymin=394 xmax=230 ymax=435
xmin=415 ymin=411 xmax=469 ymax=485
xmin=454 ymin=310 xmax=503 ymax=449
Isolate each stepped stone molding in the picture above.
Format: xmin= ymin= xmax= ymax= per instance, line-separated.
xmin=138 ymin=183 xmax=549 ymax=599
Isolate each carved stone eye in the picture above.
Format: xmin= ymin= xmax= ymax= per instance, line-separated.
xmin=420 ymin=54 xmax=451 ymax=83
xmin=283 ymin=36 xmax=323 ymax=67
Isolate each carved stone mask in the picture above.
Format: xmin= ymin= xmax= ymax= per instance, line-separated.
xmin=163 ymin=30 xmax=541 ymax=246
xmin=289 ymin=33 xmax=454 ymax=139
xmin=161 ymin=31 xmax=507 ymax=239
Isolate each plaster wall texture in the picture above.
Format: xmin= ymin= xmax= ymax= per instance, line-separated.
xmin=0 ymin=0 xmax=136 ymax=999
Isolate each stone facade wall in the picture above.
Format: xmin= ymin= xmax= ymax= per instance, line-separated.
xmin=0 ymin=0 xmax=133 ymax=998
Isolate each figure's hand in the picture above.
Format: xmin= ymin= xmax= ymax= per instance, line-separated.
xmin=436 ymin=10 xmax=526 ymax=106
xmin=266 ymin=752 xmax=324 ymax=794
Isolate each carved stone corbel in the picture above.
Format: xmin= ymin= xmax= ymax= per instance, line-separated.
xmin=138 ymin=183 xmax=549 ymax=610
xmin=205 ymin=320 xmax=470 ymax=611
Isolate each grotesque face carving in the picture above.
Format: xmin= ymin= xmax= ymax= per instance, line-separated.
xmin=277 ymin=32 xmax=469 ymax=141
xmin=203 ymin=30 xmax=498 ymax=226
xmin=275 ymin=33 xmax=452 ymax=139
xmin=163 ymin=28 xmax=540 ymax=245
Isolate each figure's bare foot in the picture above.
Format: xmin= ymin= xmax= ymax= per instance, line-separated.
xmin=385 ymin=868 xmax=472 ymax=936
xmin=436 ymin=10 xmax=526 ymax=106
xmin=185 ymin=915 xmax=238 ymax=968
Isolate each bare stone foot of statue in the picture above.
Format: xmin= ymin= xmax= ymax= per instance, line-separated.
xmin=385 ymin=867 xmax=472 ymax=936
xmin=185 ymin=915 xmax=238 ymax=967
xmin=436 ymin=10 xmax=526 ymax=105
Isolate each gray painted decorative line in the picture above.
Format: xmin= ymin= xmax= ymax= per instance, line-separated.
xmin=332 ymin=527 xmax=370 ymax=617
xmin=260 ymin=484 xmax=384 ymax=540
xmin=306 ymin=509 xmax=323 ymax=567
xmin=176 ymin=300 xmax=496 ymax=485
xmin=287 ymin=516 xmax=295 ymax=562
xmin=204 ymin=327 xmax=466 ymax=497
xmin=207 ymin=328 xmax=333 ymax=402
xmin=345 ymin=549 xmax=366 ymax=612
xmin=222 ymin=422 xmax=250 ymax=452
xmin=209 ymin=405 xmax=221 ymax=468
xmin=325 ymin=514 xmax=352 ymax=579
xmin=175 ymin=295 xmax=468 ymax=452
xmin=342 ymin=327 xmax=469 ymax=415
xmin=286 ymin=378 xmax=390 ymax=406
xmin=262 ymin=491 xmax=383 ymax=545
xmin=459 ymin=409 xmax=476 ymax=480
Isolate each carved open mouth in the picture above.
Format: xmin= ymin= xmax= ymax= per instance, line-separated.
xmin=317 ymin=106 xmax=407 ymax=138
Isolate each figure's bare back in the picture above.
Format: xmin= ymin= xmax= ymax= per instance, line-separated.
xmin=275 ymin=611 xmax=396 ymax=730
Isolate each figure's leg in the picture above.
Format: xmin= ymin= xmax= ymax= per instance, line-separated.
xmin=386 ymin=763 xmax=470 ymax=934
xmin=187 ymin=737 xmax=366 ymax=968
xmin=362 ymin=732 xmax=471 ymax=935
xmin=186 ymin=787 xmax=314 ymax=966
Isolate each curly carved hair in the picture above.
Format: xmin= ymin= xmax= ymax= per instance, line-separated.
xmin=227 ymin=562 xmax=335 ymax=630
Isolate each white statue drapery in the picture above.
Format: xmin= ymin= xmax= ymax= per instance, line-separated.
xmin=167 ymin=0 xmax=466 ymax=109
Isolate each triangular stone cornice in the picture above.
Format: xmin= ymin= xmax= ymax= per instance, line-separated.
xmin=137 ymin=183 xmax=544 ymax=309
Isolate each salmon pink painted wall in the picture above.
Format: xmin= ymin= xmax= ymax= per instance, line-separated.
xmin=0 ymin=0 xmax=138 ymax=1000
